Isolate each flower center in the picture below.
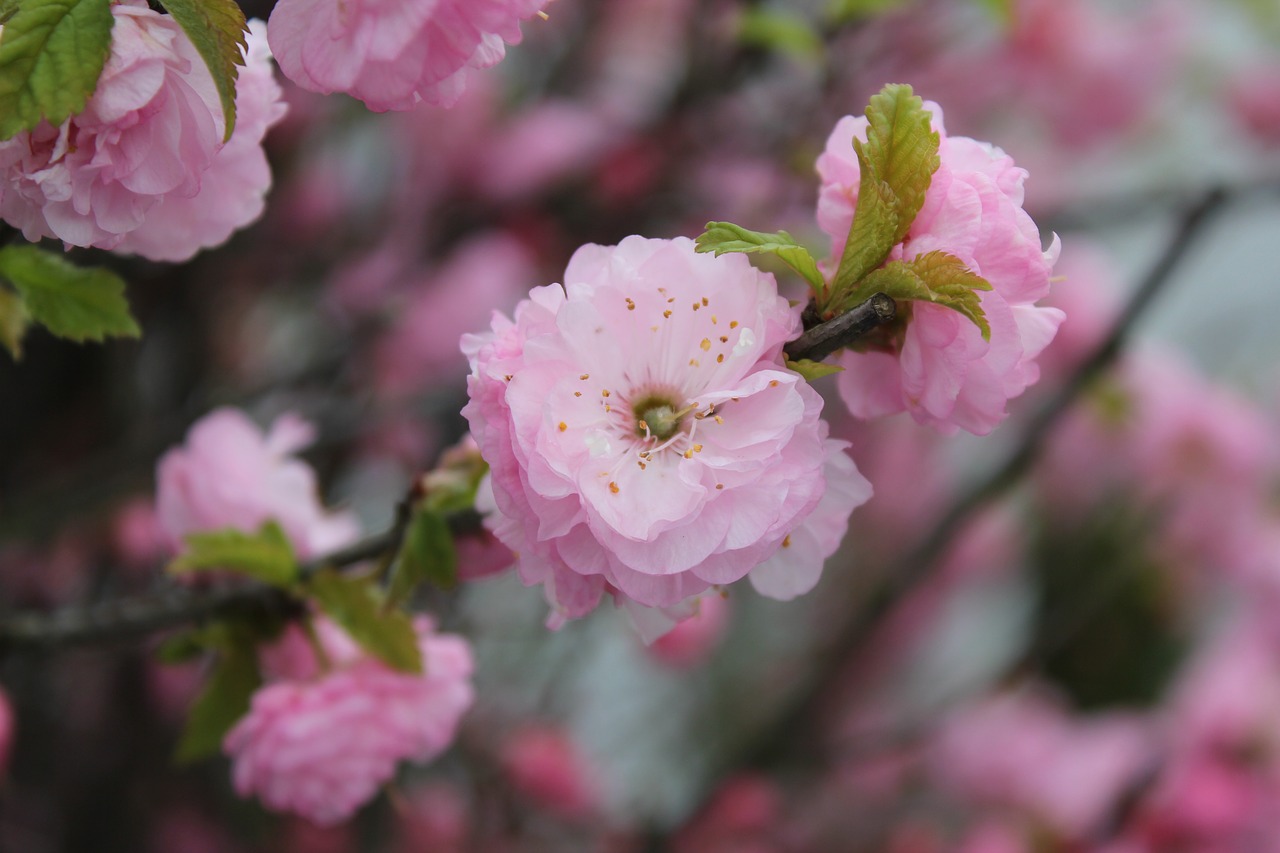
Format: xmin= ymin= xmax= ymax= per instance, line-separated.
xmin=632 ymin=393 xmax=687 ymax=441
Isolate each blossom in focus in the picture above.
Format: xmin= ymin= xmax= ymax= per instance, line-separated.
xmin=224 ymin=618 xmax=474 ymax=826
xmin=462 ymin=236 xmax=871 ymax=626
xmin=156 ymin=408 xmax=360 ymax=559
xmin=267 ymin=0 xmax=550 ymax=112
xmin=817 ymin=102 xmax=1063 ymax=435
xmin=0 ymin=8 xmax=285 ymax=261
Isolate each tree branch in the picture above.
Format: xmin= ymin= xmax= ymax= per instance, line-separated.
xmin=784 ymin=292 xmax=896 ymax=363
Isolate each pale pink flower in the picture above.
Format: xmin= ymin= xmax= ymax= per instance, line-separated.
xmin=462 ymin=236 xmax=871 ymax=626
xmin=267 ymin=0 xmax=549 ymax=112
xmin=817 ymin=102 xmax=1063 ymax=435
xmin=0 ymin=6 xmax=285 ymax=261
xmin=224 ymin=618 xmax=474 ymax=826
xmin=648 ymin=593 xmax=731 ymax=668
xmin=931 ymin=687 xmax=1155 ymax=840
xmin=156 ymin=409 xmax=360 ymax=560
xmin=500 ymin=726 xmax=599 ymax=820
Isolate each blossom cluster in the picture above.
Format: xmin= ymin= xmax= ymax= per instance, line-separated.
xmin=0 ymin=3 xmax=285 ymax=261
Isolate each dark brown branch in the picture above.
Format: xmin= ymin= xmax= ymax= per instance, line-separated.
xmin=784 ymin=293 xmax=897 ymax=364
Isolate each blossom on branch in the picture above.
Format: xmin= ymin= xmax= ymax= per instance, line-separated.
xmin=267 ymin=0 xmax=550 ymax=112
xmin=156 ymin=408 xmax=359 ymax=559
xmin=818 ymin=101 xmax=1063 ymax=435
xmin=0 ymin=9 xmax=286 ymax=262
xmin=462 ymin=236 xmax=871 ymax=629
xmin=225 ymin=618 xmax=474 ymax=826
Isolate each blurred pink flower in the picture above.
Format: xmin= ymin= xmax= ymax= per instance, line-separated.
xmin=648 ymin=593 xmax=730 ymax=668
xmin=156 ymin=408 xmax=360 ymax=560
xmin=672 ymin=774 xmax=782 ymax=853
xmin=224 ymin=618 xmax=474 ymax=826
xmin=373 ymin=233 xmax=534 ymax=397
xmin=394 ymin=783 xmax=470 ymax=853
xmin=931 ymin=687 xmax=1155 ymax=840
xmin=110 ymin=497 xmax=171 ymax=574
xmin=1228 ymin=62 xmax=1280 ymax=146
xmin=0 ymin=686 xmax=12 ymax=776
xmin=267 ymin=0 xmax=549 ymax=112
xmin=462 ymin=236 xmax=871 ymax=626
xmin=0 ymin=7 xmax=285 ymax=261
xmin=500 ymin=726 xmax=599 ymax=820
xmin=818 ymin=102 xmax=1063 ymax=435
xmin=472 ymin=101 xmax=620 ymax=202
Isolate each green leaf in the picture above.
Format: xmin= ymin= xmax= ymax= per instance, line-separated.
xmin=858 ymin=251 xmax=992 ymax=339
xmin=695 ymin=222 xmax=826 ymax=294
xmin=0 ymin=287 xmax=30 ymax=359
xmin=156 ymin=0 xmax=247 ymax=142
xmin=156 ymin=630 xmax=209 ymax=665
xmin=785 ymin=358 xmax=845 ymax=381
xmin=308 ymin=571 xmax=423 ymax=674
xmin=830 ymin=84 xmax=941 ymax=297
xmin=828 ymin=0 xmax=913 ymax=22
xmin=389 ymin=508 xmax=458 ymax=606
xmin=0 ymin=0 xmax=114 ymax=140
xmin=970 ymin=0 xmax=1014 ymax=25
xmin=737 ymin=9 xmax=823 ymax=61
xmin=0 ymin=244 xmax=139 ymax=343
xmin=175 ymin=626 xmax=261 ymax=763
xmin=169 ymin=522 xmax=298 ymax=587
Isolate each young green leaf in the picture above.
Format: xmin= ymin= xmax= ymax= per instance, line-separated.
xmin=0 ymin=0 xmax=114 ymax=140
xmin=830 ymin=85 xmax=941 ymax=299
xmin=971 ymin=0 xmax=1014 ymax=26
xmin=156 ymin=0 xmax=247 ymax=141
xmin=0 ymin=288 xmax=30 ymax=359
xmin=169 ymin=522 xmax=298 ymax=587
xmin=0 ymin=244 xmax=140 ymax=343
xmin=828 ymin=0 xmax=912 ymax=22
xmin=388 ymin=508 xmax=459 ymax=607
xmin=858 ymin=251 xmax=992 ymax=339
xmin=308 ymin=571 xmax=423 ymax=674
xmin=174 ymin=627 xmax=261 ymax=763
xmin=695 ymin=222 xmax=826 ymax=293
xmin=785 ymin=357 xmax=845 ymax=381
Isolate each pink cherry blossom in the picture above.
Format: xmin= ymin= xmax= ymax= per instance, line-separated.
xmin=931 ymin=687 xmax=1155 ymax=840
xmin=817 ymin=102 xmax=1063 ymax=435
xmin=224 ymin=618 xmax=474 ymax=826
xmin=0 ymin=7 xmax=285 ymax=261
xmin=1228 ymin=62 xmax=1280 ymax=146
xmin=462 ymin=236 xmax=871 ymax=626
xmin=267 ymin=0 xmax=549 ymax=112
xmin=648 ymin=592 xmax=730 ymax=668
xmin=500 ymin=726 xmax=599 ymax=820
xmin=156 ymin=408 xmax=360 ymax=560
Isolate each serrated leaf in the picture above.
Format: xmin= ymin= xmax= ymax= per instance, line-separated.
xmin=0 ymin=287 xmax=30 ymax=359
xmin=786 ymin=357 xmax=845 ymax=381
xmin=738 ymin=9 xmax=823 ymax=61
xmin=308 ymin=571 xmax=423 ymax=674
xmin=388 ymin=508 xmax=458 ymax=607
xmin=169 ymin=522 xmax=298 ymax=587
xmin=696 ymin=222 xmax=826 ymax=293
xmin=859 ymin=251 xmax=992 ymax=339
xmin=174 ymin=626 xmax=261 ymax=763
xmin=830 ymin=84 xmax=941 ymax=300
xmin=156 ymin=0 xmax=247 ymax=142
xmin=0 ymin=0 xmax=114 ymax=140
xmin=0 ymin=244 xmax=139 ymax=343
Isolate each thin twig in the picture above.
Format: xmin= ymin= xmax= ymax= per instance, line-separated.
xmin=784 ymin=293 xmax=897 ymax=364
